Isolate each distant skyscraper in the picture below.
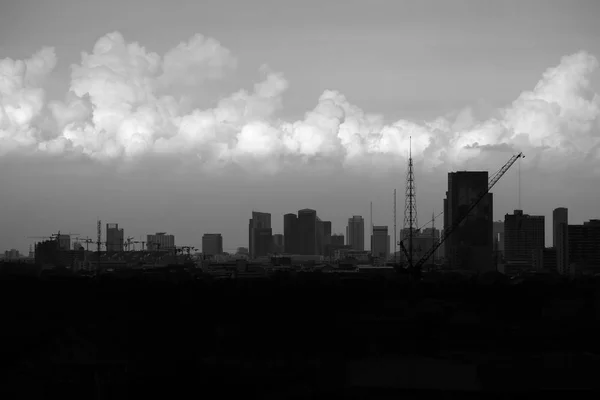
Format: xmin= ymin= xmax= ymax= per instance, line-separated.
xmin=444 ymin=171 xmax=493 ymax=272
xmin=553 ymin=207 xmax=568 ymax=247
xmin=249 ymin=211 xmax=272 ymax=258
xmin=567 ymin=219 xmax=600 ymax=274
xmin=553 ymin=207 xmax=569 ymax=275
xmin=347 ymin=216 xmax=365 ymax=251
xmin=147 ymin=232 xmax=175 ymax=251
xmin=57 ymin=234 xmax=71 ymax=251
xmin=504 ymin=210 xmax=545 ymax=267
xmin=202 ymin=233 xmax=223 ymax=256
xmin=284 ymin=213 xmax=298 ymax=254
xmin=322 ymin=220 xmax=332 ymax=256
xmin=106 ymin=223 xmax=124 ymax=252
xmin=371 ymin=226 xmax=390 ymax=259
xmin=272 ymin=234 xmax=284 ymax=253
xmin=297 ymin=209 xmax=318 ymax=255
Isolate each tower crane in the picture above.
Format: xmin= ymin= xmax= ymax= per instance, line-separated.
xmin=400 ymin=152 xmax=525 ymax=277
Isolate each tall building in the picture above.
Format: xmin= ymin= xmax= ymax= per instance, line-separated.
xmin=444 ymin=171 xmax=493 ymax=272
xmin=346 ymin=216 xmax=365 ymax=251
xmin=553 ymin=208 xmax=568 ymax=247
xmin=371 ymin=226 xmax=390 ymax=259
xmin=504 ymin=210 xmax=545 ymax=267
xmin=249 ymin=211 xmax=272 ymax=258
xmin=323 ymin=221 xmax=332 ymax=255
xmin=57 ymin=234 xmax=71 ymax=251
xmin=106 ymin=223 xmax=124 ymax=252
xmin=272 ymin=234 xmax=284 ymax=254
xmin=147 ymin=232 xmax=175 ymax=251
xmin=568 ymin=220 xmax=600 ymax=274
xmin=297 ymin=209 xmax=317 ymax=255
xmin=553 ymin=207 xmax=569 ymax=275
xmin=202 ymin=233 xmax=223 ymax=256
xmin=283 ymin=213 xmax=298 ymax=254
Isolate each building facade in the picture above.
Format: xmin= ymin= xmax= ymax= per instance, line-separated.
xmin=283 ymin=213 xmax=298 ymax=254
xmin=504 ymin=210 xmax=545 ymax=267
xmin=147 ymin=232 xmax=175 ymax=251
xmin=202 ymin=233 xmax=223 ymax=256
xmin=371 ymin=226 xmax=390 ymax=259
xmin=553 ymin=207 xmax=570 ymax=275
xmin=249 ymin=211 xmax=272 ymax=258
xmin=106 ymin=223 xmax=124 ymax=252
xmin=346 ymin=215 xmax=365 ymax=251
xmin=444 ymin=171 xmax=493 ymax=272
xmin=297 ymin=209 xmax=317 ymax=255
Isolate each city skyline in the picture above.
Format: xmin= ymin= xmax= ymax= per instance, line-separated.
xmin=2 ymin=1 xmax=600 ymax=253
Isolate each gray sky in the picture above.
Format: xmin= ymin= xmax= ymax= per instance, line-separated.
xmin=1 ymin=0 xmax=600 ymax=253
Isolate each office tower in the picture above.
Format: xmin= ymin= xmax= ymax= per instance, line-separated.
xmin=371 ymin=226 xmax=390 ymax=259
xmin=504 ymin=210 xmax=545 ymax=268
xmin=323 ymin=221 xmax=332 ymax=255
xmin=57 ymin=234 xmax=71 ymax=251
xmin=297 ymin=209 xmax=317 ymax=255
xmin=106 ymin=223 xmax=124 ymax=252
xmin=147 ymin=232 xmax=175 ymax=251
xmin=444 ymin=171 xmax=493 ymax=272
xmin=272 ymin=234 xmax=284 ymax=254
xmin=553 ymin=207 xmax=569 ymax=275
xmin=347 ymin=215 xmax=365 ymax=251
xmin=284 ymin=213 xmax=298 ymax=254
xmin=249 ymin=211 xmax=272 ymax=258
xmin=567 ymin=220 xmax=600 ymax=274
xmin=553 ymin=208 xmax=568 ymax=247
xmin=316 ymin=218 xmax=324 ymax=256
xmin=202 ymin=233 xmax=223 ymax=256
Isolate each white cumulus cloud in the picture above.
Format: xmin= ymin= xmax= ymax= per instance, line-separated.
xmin=1 ymin=32 xmax=599 ymax=175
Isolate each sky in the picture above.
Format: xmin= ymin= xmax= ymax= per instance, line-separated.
xmin=1 ymin=0 xmax=600 ymax=253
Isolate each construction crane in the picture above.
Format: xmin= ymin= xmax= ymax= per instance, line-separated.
xmin=400 ymin=152 xmax=525 ymax=276
xmin=125 ymin=237 xmax=135 ymax=251
xmin=76 ymin=237 xmax=94 ymax=251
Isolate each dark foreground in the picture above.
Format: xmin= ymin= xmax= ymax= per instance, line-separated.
xmin=1 ymin=272 xmax=600 ymax=398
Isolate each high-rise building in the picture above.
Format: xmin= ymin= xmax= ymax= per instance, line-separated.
xmin=568 ymin=219 xmax=600 ymax=274
xmin=553 ymin=207 xmax=569 ymax=275
xmin=57 ymin=234 xmax=71 ymax=251
xmin=553 ymin=208 xmax=568 ymax=247
xmin=444 ymin=171 xmax=493 ymax=272
xmin=323 ymin=221 xmax=332 ymax=255
xmin=283 ymin=213 xmax=298 ymax=254
xmin=297 ymin=209 xmax=317 ymax=255
xmin=202 ymin=233 xmax=223 ymax=256
xmin=106 ymin=223 xmax=124 ymax=252
xmin=371 ymin=226 xmax=390 ymax=259
xmin=147 ymin=232 xmax=175 ymax=251
xmin=272 ymin=234 xmax=284 ymax=254
xmin=347 ymin=216 xmax=365 ymax=251
xmin=504 ymin=210 xmax=545 ymax=268
xmin=249 ymin=212 xmax=272 ymax=258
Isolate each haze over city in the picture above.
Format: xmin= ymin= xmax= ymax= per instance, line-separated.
xmin=2 ymin=0 xmax=600 ymax=253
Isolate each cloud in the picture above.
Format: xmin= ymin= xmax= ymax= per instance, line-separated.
xmin=1 ymin=32 xmax=600 ymax=175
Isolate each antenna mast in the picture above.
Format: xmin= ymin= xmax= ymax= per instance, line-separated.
xmin=403 ymin=136 xmax=418 ymax=268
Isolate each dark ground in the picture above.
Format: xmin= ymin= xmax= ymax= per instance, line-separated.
xmin=1 ymin=272 xmax=600 ymax=398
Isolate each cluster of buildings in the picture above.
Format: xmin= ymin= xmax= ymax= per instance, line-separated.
xmin=494 ymin=208 xmax=600 ymax=276
xmin=7 ymin=167 xmax=599 ymax=277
